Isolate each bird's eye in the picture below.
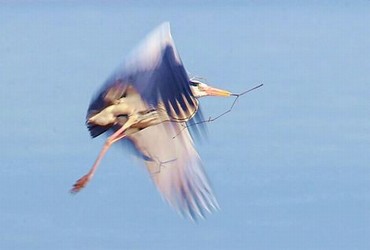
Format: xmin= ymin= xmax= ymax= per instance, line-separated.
xmin=189 ymin=81 xmax=199 ymax=87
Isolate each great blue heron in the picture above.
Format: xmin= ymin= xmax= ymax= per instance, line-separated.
xmin=71 ymin=23 xmax=236 ymax=219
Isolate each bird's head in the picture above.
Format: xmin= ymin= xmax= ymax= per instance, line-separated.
xmin=189 ymin=79 xmax=232 ymax=98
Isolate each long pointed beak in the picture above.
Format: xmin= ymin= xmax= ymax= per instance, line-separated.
xmin=205 ymin=86 xmax=232 ymax=97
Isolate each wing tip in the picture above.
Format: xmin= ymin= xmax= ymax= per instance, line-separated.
xmin=86 ymin=117 xmax=112 ymax=138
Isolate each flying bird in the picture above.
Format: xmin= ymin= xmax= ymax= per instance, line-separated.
xmin=71 ymin=23 xmax=236 ymax=219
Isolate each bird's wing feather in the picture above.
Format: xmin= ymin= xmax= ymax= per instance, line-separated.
xmin=87 ymin=22 xmax=198 ymax=137
xmin=127 ymin=121 xmax=218 ymax=220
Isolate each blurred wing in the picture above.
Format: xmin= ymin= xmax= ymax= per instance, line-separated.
xmin=87 ymin=22 xmax=199 ymax=137
xmin=128 ymin=121 xmax=219 ymax=220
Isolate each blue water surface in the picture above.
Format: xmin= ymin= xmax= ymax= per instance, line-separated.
xmin=1 ymin=1 xmax=370 ymax=249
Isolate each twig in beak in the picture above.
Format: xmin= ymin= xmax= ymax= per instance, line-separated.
xmin=172 ymin=83 xmax=263 ymax=139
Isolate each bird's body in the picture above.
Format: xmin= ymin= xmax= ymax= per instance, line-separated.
xmin=88 ymin=85 xmax=200 ymax=131
xmin=72 ymin=22 xmax=234 ymax=220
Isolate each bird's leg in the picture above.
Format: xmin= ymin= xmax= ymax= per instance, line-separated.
xmin=71 ymin=115 xmax=138 ymax=193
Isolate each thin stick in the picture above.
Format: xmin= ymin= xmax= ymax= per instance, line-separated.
xmin=231 ymin=83 xmax=264 ymax=97
xmin=172 ymin=83 xmax=263 ymax=138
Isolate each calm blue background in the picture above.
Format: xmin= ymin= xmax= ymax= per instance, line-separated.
xmin=1 ymin=1 xmax=370 ymax=249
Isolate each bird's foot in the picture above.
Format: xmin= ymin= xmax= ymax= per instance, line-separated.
xmin=70 ymin=174 xmax=91 ymax=194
